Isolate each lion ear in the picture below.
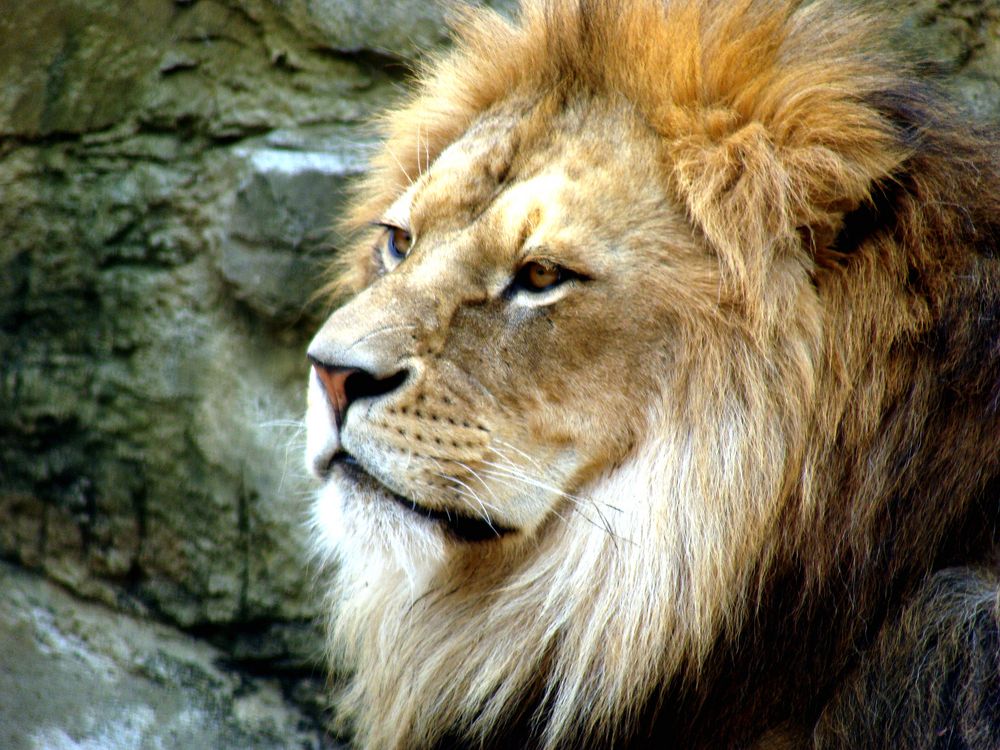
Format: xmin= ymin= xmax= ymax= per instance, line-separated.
xmin=670 ymin=119 xmax=904 ymax=299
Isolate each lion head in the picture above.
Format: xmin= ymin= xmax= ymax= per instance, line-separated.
xmin=304 ymin=1 xmax=1000 ymax=747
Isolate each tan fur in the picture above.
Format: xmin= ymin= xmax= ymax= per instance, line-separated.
xmin=305 ymin=1 xmax=1000 ymax=748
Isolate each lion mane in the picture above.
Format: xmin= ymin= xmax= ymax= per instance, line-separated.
xmin=308 ymin=1 xmax=1000 ymax=748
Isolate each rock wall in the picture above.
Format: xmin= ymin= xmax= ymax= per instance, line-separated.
xmin=0 ymin=560 xmax=332 ymax=750
xmin=0 ymin=0 xmax=996 ymax=747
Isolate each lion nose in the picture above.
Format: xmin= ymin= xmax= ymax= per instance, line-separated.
xmin=308 ymin=357 xmax=409 ymax=427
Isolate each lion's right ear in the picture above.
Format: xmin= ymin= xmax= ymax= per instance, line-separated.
xmin=670 ymin=114 xmax=906 ymax=307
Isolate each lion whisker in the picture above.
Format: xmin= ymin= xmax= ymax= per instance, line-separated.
xmin=427 ymin=458 xmax=504 ymax=519
xmin=468 ymin=469 xmax=575 ymax=529
xmin=490 ymin=438 xmax=547 ymax=472
xmin=477 ymin=465 xmax=626 ymax=542
xmin=450 ymin=460 xmax=504 ymax=504
xmin=479 ymin=458 xmax=622 ymax=515
xmin=430 ymin=471 xmax=502 ymax=534
xmin=427 ymin=458 xmax=489 ymax=504
xmin=259 ymin=419 xmax=308 ymax=429
xmin=257 ymin=418 xmax=308 ymax=495
xmin=385 ymin=144 xmax=413 ymax=185
xmin=442 ymin=474 xmax=501 ymax=516
xmin=416 ymin=122 xmax=428 ymax=178
xmin=482 ymin=462 xmax=624 ymax=541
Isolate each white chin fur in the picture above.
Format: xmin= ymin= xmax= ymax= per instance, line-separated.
xmin=308 ymin=479 xmax=347 ymax=565
xmin=310 ymin=476 xmax=448 ymax=594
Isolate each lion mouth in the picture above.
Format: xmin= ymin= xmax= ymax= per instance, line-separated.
xmin=330 ymin=452 xmax=514 ymax=543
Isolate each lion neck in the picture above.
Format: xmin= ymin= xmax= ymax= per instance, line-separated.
xmin=328 ymin=394 xmax=796 ymax=749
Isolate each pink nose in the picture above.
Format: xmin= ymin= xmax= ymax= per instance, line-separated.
xmin=309 ymin=356 xmax=410 ymax=427
xmin=312 ymin=364 xmax=357 ymax=428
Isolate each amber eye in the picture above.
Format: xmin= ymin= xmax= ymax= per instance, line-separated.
xmin=515 ymin=261 xmax=563 ymax=292
xmin=385 ymin=226 xmax=412 ymax=260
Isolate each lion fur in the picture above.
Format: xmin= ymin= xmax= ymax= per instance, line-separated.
xmin=318 ymin=1 xmax=1000 ymax=747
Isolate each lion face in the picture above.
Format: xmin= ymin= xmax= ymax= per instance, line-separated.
xmin=307 ymin=99 xmax=718 ymax=558
xmin=306 ymin=91 xmax=818 ymax=748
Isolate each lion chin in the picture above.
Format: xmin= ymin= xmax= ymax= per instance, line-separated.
xmin=303 ymin=1 xmax=1000 ymax=748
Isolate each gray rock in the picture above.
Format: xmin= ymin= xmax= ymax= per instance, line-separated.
xmin=896 ymin=0 xmax=1000 ymax=119
xmin=220 ymin=126 xmax=373 ymax=320
xmin=267 ymin=0 xmax=518 ymax=59
xmin=0 ymin=0 xmax=387 ymax=650
xmin=0 ymin=561 xmax=340 ymax=750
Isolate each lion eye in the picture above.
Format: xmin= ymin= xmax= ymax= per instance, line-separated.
xmin=384 ymin=226 xmax=412 ymax=261
xmin=516 ymin=261 xmax=563 ymax=292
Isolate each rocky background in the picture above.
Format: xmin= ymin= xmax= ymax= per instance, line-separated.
xmin=0 ymin=1 xmax=997 ymax=748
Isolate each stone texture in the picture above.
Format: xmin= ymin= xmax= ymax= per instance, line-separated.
xmin=898 ymin=0 xmax=1000 ymax=120
xmin=0 ymin=0 xmax=996 ymax=744
xmin=0 ymin=561 xmax=339 ymax=750
xmin=0 ymin=0 xmax=441 ymax=643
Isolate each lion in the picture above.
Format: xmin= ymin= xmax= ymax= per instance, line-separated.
xmin=303 ymin=0 xmax=1000 ymax=747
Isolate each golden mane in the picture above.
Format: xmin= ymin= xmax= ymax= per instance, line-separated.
xmin=314 ymin=1 xmax=1000 ymax=748
xmin=339 ymin=0 xmax=996 ymax=293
